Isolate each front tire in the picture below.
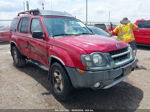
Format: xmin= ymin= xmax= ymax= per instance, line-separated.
xmin=49 ymin=62 xmax=73 ymax=102
xmin=11 ymin=46 xmax=26 ymax=67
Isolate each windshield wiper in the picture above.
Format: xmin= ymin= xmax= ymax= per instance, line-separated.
xmin=74 ymin=33 xmax=93 ymax=35
xmin=53 ymin=33 xmax=93 ymax=37
xmin=53 ymin=34 xmax=74 ymax=37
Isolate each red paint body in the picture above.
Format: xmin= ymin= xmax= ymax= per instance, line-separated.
xmin=10 ymin=14 xmax=128 ymax=70
xmin=0 ymin=30 xmax=11 ymax=41
xmin=134 ymin=20 xmax=150 ymax=45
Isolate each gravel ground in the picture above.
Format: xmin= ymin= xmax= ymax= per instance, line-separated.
xmin=0 ymin=42 xmax=150 ymax=111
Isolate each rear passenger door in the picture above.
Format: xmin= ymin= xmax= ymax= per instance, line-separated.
xmin=29 ymin=18 xmax=48 ymax=66
xmin=15 ymin=17 xmax=30 ymax=56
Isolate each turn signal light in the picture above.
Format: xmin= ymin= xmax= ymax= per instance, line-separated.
xmin=76 ymin=69 xmax=86 ymax=74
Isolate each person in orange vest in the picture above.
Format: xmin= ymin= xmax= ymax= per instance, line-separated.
xmin=110 ymin=17 xmax=138 ymax=52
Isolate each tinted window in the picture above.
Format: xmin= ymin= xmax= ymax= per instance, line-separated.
xmin=10 ymin=18 xmax=19 ymax=31
xmin=31 ymin=19 xmax=42 ymax=33
xmin=138 ymin=21 xmax=150 ymax=28
xmin=18 ymin=17 xmax=29 ymax=33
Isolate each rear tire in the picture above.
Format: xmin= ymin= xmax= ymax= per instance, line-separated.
xmin=49 ymin=62 xmax=73 ymax=102
xmin=11 ymin=46 xmax=26 ymax=67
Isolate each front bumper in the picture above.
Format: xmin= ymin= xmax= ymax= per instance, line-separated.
xmin=65 ymin=59 xmax=137 ymax=89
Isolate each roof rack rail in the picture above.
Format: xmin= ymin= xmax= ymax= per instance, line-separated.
xmin=17 ymin=9 xmax=74 ymax=18
xmin=18 ymin=9 xmax=40 ymax=16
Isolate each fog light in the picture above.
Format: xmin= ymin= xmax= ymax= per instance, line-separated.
xmin=94 ymin=82 xmax=101 ymax=88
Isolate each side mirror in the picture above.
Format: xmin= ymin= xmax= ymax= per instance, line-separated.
xmin=32 ymin=31 xmax=44 ymax=39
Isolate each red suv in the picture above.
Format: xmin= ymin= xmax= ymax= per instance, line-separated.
xmin=10 ymin=9 xmax=136 ymax=101
xmin=134 ymin=19 xmax=150 ymax=45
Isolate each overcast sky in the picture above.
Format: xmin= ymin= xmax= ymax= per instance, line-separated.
xmin=0 ymin=0 xmax=149 ymax=23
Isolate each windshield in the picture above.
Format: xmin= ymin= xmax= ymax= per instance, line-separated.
xmin=89 ymin=27 xmax=110 ymax=37
xmin=138 ymin=21 xmax=150 ymax=28
xmin=43 ymin=17 xmax=92 ymax=37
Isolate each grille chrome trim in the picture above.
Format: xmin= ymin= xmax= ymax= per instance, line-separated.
xmin=111 ymin=50 xmax=130 ymax=58
xmin=109 ymin=47 xmax=133 ymax=68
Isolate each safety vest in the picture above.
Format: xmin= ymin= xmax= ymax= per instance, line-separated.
xmin=117 ymin=23 xmax=135 ymax=43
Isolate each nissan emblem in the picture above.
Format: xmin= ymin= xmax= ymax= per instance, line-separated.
xmin=116 ymin=44 xmax=120 ymax=49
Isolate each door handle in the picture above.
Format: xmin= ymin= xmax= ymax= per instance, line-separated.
xmin=27 ymin=38 xmax=30 ymax=42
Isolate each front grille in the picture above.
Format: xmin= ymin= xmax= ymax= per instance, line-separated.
xmin=109 ymin=47 xmax=131 ymax=67
xmin=109 ymin=47 xmax=128 ymax=55
xmin=113 ymin=54 xmax=129 ymax=63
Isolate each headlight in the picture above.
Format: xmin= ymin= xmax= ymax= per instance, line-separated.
xmin=82 ymin=55 xmax=93 ymax=67
xmin=92 ymin=54 xmax=103 ymax=66
xmin=81 ymin=53 xmax=107 ymax=67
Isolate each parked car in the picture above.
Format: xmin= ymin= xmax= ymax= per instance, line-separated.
xmin=10 ymin=9 xmax=136 ymax=101
xmin=88 ymin=26 xmax=117 ymax=39
xmin=134 ymin=19 xmax=150 ymax=45
xmin=107 ymin=22 xmax=117 ymax=32
xmin=94 ymin=23 xmax=108 ymax=31
xmin=0 ymin=27 xmax=11 ymax=42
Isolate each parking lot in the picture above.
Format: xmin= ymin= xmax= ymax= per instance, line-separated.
xmin=0 ymin=42 xmax=150 ymax=111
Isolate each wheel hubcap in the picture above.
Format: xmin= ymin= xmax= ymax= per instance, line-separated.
xmin=53 ymin=69 xmax=64 ymax=93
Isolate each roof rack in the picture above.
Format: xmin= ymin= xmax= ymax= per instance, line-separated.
xmin=18 ymin=9 xmax=40 ymax=16
xmin=17 ymin=9 xmax=73 ymax=18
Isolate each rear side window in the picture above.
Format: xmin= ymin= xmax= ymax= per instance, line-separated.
xmin=138 ymin=21 xmax=150 ymax=28
xmin=18 ymin=17 xmax=29 ymax=33
xmin=30 ymin=18 xmax=43 ymax=33
xmin=10 ymin=18 xmax=19 ymax=31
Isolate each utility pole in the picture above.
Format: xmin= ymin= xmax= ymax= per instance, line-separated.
xmin=108 ymin=11 xmax=110 ymax=22
xmin=51 ymin=0 xmax=52 ymax=10
xmin=108 ymin=11 xmax=112 ymax=30
xmin=26 ymin=1 xmax=29 ymax=11
xmin=86 ymin=0 xmax=88 ymax=25
xmin=42 ymin=2 xmax=44 ymax=10
xmin=23 ymin=2 xmax=25 ymax=11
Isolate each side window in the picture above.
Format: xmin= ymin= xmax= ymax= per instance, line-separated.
xmin=31 ymin=18 xmax=43 ymax=33
xmin=10 ymin=18 xmax=19 ymax=31
xmin=18 ymin=17 xmax=29 ymax=33
xmin=138 ymin=21 xmax=150 ymax=28
xmin=18 ymin=19 xmax=22 ymax=32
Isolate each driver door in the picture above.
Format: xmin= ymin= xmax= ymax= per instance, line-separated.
xmin=29 ymin=18 xmax=48 ymax=66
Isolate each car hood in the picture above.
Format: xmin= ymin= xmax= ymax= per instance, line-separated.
xmin=57 ymin=35 xmax=128 ymax=54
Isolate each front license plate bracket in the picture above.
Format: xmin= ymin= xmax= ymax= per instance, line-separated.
xmin=123 ymin=65 xmax=132 ymax=75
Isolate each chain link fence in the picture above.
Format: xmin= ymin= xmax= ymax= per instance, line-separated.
xmin=88 ymin=22 xmax=119 ymax=29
